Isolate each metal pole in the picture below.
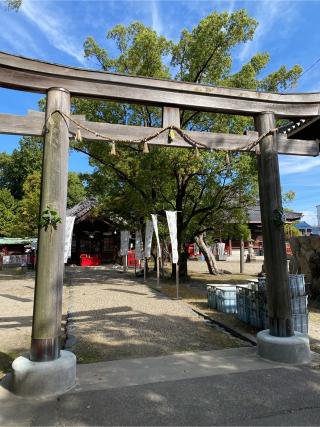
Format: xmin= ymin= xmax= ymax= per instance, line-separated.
xmin=176 ymin=263 xmax=179 ymax=299
xmin=30 ymin=87 xmax=70 ymax=362
xmin=240 ymin=237 xmax=244 ymax=274
xmin=156 ymin=250 xmax=160 ymax=287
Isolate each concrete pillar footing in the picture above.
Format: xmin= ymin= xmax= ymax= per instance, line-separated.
xmin=257 ymin=329 xmax=311 ymax=364
xmin=10 ymin=350 xmax=76 ymax=398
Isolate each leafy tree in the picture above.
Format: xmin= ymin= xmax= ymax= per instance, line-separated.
xmin=0 ymin=137 xmax=43 ymax=199
xmin=67 ymin=172 xmax=87 ymax=208
xmin=0 ymin=137 xmax=86 ymax=236
xmin=12 ymin=171 xmax=41 ymax=236
xmin=74 ymin=11 xmax=302 ymax=278
xmin=0 ymin=188 xmax=17 ymax=236
xmin=4 ymin=0 xmax=22 ymax=10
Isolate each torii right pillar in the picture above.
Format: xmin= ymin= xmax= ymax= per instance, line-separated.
xmin=255 ymin=112 xmax=310 ymax=364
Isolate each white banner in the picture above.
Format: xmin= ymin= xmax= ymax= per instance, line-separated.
xmin=135 ymin=230 xmax=143 ymax=260
xmin=151 ymin=214 xmax=161 ymax=256
xmin=144 ymin=220 xmax=154 ymax=258
xmin=120 ymin=230 xmax=130 ymax=256
xmin=165 ymin=211 xmax=179 ymax=264
xmin=64 ymin=216 xmax=75 ymax=263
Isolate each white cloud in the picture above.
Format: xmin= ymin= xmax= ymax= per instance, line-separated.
xmin=279 ymin=156 xmax=320 ymax=175
xmin=150 ymin=0 xmax=163 ymax=35
xmin=20 ymin=0 xmax=86 ymax=65
xmin=301 ymin=210 xmax=318 ymax=226
xmin=237 ymin=1 xmax=295 ymax=63
xmin=0 ymin=17 xmax=44 ymax=58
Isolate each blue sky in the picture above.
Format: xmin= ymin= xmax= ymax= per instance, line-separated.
xmin=0 ymin=0 xmax=319 ymax=224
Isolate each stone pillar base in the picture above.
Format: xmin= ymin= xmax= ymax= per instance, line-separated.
xmin=257 ymin=329 xmax=311 ymax=364
xmin=11 ymin=350 xmax=76 ymax=398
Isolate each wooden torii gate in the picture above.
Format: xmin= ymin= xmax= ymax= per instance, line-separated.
xmin=0 ymin=52 xmax=318 ymax=379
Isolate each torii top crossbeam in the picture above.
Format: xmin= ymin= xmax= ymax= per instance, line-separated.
xmin=1 ymin=51 xmax=320 ymax=118
xmin=0 ymin=51 xmax=319 ymax=157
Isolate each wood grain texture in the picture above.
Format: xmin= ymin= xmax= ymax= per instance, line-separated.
xmin=255 ymin=112 xmax=294 ymax=337
xmin=0 ymin=111 xmax=318 ymax=156
xmin=31 ymin=88 xmax=70 ymax=361
xmin=1 ymin=52 xmax=320 ymax=117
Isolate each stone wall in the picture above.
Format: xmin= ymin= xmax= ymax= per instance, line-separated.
xmin=289 ymin=236 xmax=320 ymax=297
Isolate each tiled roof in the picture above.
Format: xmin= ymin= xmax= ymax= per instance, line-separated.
xmin=247 ymin=206 xmax=302 ymax=223
xmin=66 ymin=197 xmax=97 ymax=223
xmin=295 ymin=221 xmax=313 ymax=230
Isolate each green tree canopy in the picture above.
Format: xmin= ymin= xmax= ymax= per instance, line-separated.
xmin=0 ymin=137 xmax=87 ymax=237
xmin=73 ymin=10 xmax=302 ymax=276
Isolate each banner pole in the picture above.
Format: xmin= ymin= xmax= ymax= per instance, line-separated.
xmin=176 ymin=262 xmax=179 ymax=299
xmin=156 ymin=249 xmax=160 ymax=287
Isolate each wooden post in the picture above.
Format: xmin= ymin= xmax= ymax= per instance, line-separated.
xmin=30 ymin=87 xmax=70 ymax=362
xmin=229 ymin=238 xmax=232 ymax=256
xmin=255 ymin=112 xmax=293 ymax=337
xmin=240 ymin=237 xmax=244 ymax=273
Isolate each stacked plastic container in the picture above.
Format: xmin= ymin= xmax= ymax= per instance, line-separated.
xmin=258 ymin=275 xmax=308 ymax=333
xmin=207 ymin=275 xmax=308 ymax=333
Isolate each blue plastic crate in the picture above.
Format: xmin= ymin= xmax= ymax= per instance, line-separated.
xmin=291 ymin=295 xmax=308 ymax=314
xmin=207 ymin=284 xmax=232 ymax=309
xmin=216 ymin=286 xmax=237 ymax=314
xmin=293 ymin=314 xmax=308 ymax=334
xmin=236 ymin=285 xmax=252 ymax=322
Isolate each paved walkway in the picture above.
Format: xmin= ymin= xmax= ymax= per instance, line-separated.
xmin=1 ymin=347 xmax=320 ymax=426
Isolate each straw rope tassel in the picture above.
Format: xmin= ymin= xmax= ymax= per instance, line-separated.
xmin=143 ymin=141 xmax=149 ymax=154
xmin=75 ymin=126 xmax=82 ymax=142
xmin=110 ymin=141 xmax=116 ymax=156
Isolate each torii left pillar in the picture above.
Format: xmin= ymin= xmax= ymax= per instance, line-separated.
xmin=11 ymin=88 xmax=76 ymax=398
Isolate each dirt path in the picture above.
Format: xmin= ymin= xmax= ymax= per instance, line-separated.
xmin=65 ymin=267 xmax=245 ymax=363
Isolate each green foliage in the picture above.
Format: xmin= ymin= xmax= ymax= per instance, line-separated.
xmin=4 ymin=0 xmax=22 ymax=11
xmin=171 ymin=10 xmax=258 ymax=84
xmin=0 ymin=189 xmax=17 ymax=236
xmin=67 ymin=172 xmax=87 ymax=208
xmin=0 ymin=137 xmax=86 ymax=236
xmin=14 ymin=171 xmax=41 ymax=236
xmin=39 ymin=207 xmax=62 ymax=231
xmin=0 ymin=137 xmax=43 ymax=199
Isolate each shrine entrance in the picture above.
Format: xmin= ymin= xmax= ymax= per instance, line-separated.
xmin=0 ymin=52 xmax=318 ymax=395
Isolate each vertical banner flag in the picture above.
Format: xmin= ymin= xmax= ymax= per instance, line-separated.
xmin=151 ymin=214 xmax=161 ymax=256
xmin=144 ymin=220 xmax=154 ymax=258
xmin=165 ymin=211 xmax=179 ymax=264
xmin=120 ymin=230 xmax=130 ymax=256
xmin=64 ymin=216 xmax=75 ymax=263
xmin=135 ymin=230 xmax=143 ymax=260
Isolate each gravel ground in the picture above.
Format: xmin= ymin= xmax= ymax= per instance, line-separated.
xmin=1 ymin=258 xmax=319 ymax=378
xmin=0 ymin=269 xmax=69 ymax=378
xmin=65 ymin=267 xmax=245 ymax=363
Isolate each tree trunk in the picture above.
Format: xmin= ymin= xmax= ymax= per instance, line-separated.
xmin=195 ymin=233 xmax=221 ymax=275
